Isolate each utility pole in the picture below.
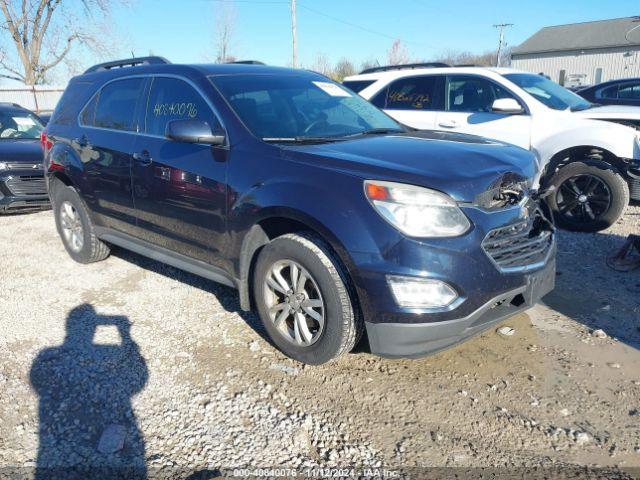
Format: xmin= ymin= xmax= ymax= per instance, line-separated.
xmin=493 ymin=23 xmax=513 ymax=67
xmin=291 ymin=0 xmax=298 ymax=68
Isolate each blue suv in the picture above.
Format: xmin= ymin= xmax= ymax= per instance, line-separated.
xmin=43 ymin=57 xmax=556 ymax=364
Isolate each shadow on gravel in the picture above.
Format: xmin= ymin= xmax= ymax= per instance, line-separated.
xmin=542 ymin=230 xmax=640 ymax=351
xmin=110 ymin=247 xmax=374 ymax=356
xmin=30 ymin=304 xmax=148 ymax=479
xmin=111 ymin=248 xmax=271 ymax=344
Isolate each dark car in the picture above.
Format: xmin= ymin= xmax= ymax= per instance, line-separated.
xmin=577 ymin=78 xmax=640 ymax=106
xmin=42 ymin=57 xmax=555 ymax=364
xmin=0 ymin=103 xmax=49 ymax=213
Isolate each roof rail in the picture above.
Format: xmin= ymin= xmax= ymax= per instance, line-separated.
xmin=84 ymin=56 xmax=171 ymax=74
xmin=227 ymin=60 xmax=266 ymax=65
xmin=359 ymin=62 xmax=450 ymax=74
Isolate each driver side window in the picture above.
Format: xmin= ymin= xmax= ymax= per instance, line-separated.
xmin=145 ymin=77 xmax=219 ymax=136
xmin=446 ymin=76 xmax=517 ymax=113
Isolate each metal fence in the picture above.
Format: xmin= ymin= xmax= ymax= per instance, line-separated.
xmin=0 ymin=86 xmax=64 ymax=113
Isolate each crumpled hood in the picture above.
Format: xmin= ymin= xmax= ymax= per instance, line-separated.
xmin=0 ymin=139 xmax=43 ymax=163
xmin=282 ymin=131 xmax=536 ymax=202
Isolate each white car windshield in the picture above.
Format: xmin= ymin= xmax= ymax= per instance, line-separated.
xmin=504 ymin=73 xmax=594 ymax=111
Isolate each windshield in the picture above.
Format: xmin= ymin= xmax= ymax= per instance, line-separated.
xmin=210 ymin=74 xmax=403 ymax=141
xmin=0 ymin=110 xmax=44 ymax=139
xmin=504 ymin=73 xmax=593 ymax=111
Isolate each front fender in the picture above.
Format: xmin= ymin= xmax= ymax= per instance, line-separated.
xmin=228 ymin=173 xmax=383 ymax=265
xmin=534 ymin=120 xmax=640 ymax=168
xmin=227 ymin=171 xmax=384 ymax=311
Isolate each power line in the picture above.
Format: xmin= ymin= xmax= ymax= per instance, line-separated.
xmin=297 ymin=3 xmax=431 ymax=47
xmin=203 ymin=0 xmax=431 ymax=48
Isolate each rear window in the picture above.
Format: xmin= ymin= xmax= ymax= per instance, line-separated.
xmin=80 ymin=78 xmax=144 ymax=132
xmin=342 ymin=80 xmax=376 ymax=93
xmin=49 ymin=81 xmax=95 ymax=126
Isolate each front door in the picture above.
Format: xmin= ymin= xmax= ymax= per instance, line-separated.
xmin=75 ymin=77 xmax=146 ymax=236
xmin=131 ymin=76 xmax=228 ymax=267
xmin=436 ymin=75 xmax=531 ymax=149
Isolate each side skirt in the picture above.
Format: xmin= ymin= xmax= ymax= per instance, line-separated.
xmin=94 ymin=227 xmax=236 ymax=289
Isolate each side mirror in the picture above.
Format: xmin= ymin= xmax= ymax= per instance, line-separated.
xmin=165 ymin=119 xmax=225 ymax=146
xmin=491 ymin=98 xmax=524 ymax=114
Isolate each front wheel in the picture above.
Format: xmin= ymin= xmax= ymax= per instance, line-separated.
xmin=253 ymin=233 xmax=362 ymax=364
xmin=547 ymin=160 xmax=629 ymax=232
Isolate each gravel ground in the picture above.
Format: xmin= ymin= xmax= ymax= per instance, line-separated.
xmin=0 ymin=206 xmax=639 ymax=479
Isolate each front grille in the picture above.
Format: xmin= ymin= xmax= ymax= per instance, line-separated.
xmin=482 ymin=209 xmax=554 ymax=272
xmin=5 ymin=175 xmax=47 ymax=196
xmin=5 ymin=162 xmax=42 ymax=170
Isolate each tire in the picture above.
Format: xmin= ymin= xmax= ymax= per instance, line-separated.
xmin=547 ymin=160 xmax=629 ymax=232
xmin=253 ymin=232 xmax=363 ymax=365
xmin=52 ymin=183 xmax=110 ymax=264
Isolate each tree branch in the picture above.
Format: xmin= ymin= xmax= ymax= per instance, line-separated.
xmin=0 ymin=72 xmax=24 ymax=81
xmin=38 ymin=31 xmax=79 ymax=74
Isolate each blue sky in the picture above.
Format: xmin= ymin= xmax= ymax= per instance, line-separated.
xmin=109 ymin=0 xmax=640 ymax=68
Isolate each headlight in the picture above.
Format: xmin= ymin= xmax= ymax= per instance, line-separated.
xmin=364 ymin=180 xmax=470 ymax=237
xmin=0 ymin=162 xmax=7 ymax=170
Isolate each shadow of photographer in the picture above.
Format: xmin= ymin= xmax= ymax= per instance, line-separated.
xmin=30 ymin=304 xmax=148 ymax=479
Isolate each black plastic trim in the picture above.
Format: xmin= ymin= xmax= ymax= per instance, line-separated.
xmin=94 ymin=227 xmax=236 ymax=288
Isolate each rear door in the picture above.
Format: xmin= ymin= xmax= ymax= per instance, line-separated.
xmin=435 ymin=75 xmax=531 ymax=149
xmin=371 ymin=75 xmax=445 ymax=129
xmin=75 ymin=77 xmax=145 ymax=236
xmin=130 ymin=76 xmax=228 ymax=267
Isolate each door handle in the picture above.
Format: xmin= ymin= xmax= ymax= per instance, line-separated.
xmin=132 ymin=150 xmax=152 ymax=166
xmin=438 ymin=120 xmax=458 ymax=128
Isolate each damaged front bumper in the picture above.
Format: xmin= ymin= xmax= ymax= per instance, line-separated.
xmin=357 ymin=199 xmax=556 ymax=359
xmin=366 ymin=256 xmax=556 ymax=358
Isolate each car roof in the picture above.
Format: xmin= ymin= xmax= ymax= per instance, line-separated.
xmin=0 ymin=103 xmax=33 ymax=114
xmin=581 ymin=77 xmax=640 ymax=91
xmin=344 ymin=66 xmax=527 ymax=83
xmin=75 ymin=62 xmax=323 ymax=84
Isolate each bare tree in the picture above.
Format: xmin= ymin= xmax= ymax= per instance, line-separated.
xmin=387 ymin=39 xmax=411 ymax=65
xmin=360 ymin=58 xmax=379 ymax=72
xmin=333 ymin=58 xmax=355 ymax=81
xmin=498 ymin=45 xmax=513 ymax=67
xmin=308 ymin=53 xmax=333 ymax=77
xmin=0 ymin=0 xmax=125 ymax=85
xmin=214 ymin=1 xmax=237 ymax=63
xmin=431 ymin=49 xmax=495 ymax=66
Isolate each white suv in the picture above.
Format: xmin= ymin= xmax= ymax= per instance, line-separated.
xmin=344 ymin=64 xmax=640 ymax=232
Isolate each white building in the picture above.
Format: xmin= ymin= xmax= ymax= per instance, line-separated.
xmin=511 ymin=17 xmax=640 ymax=88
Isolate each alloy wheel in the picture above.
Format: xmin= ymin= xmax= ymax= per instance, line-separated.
xmin=556 ymin=174 xmax=611 ymax=222
xmin=59 ymin=201 xmax=84 ymax=252
xmin=263 ymin=259 xmax=325 ymax=347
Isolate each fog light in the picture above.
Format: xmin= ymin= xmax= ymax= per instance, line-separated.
xmin=387 ymin=276 xmax=458 ymax=308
